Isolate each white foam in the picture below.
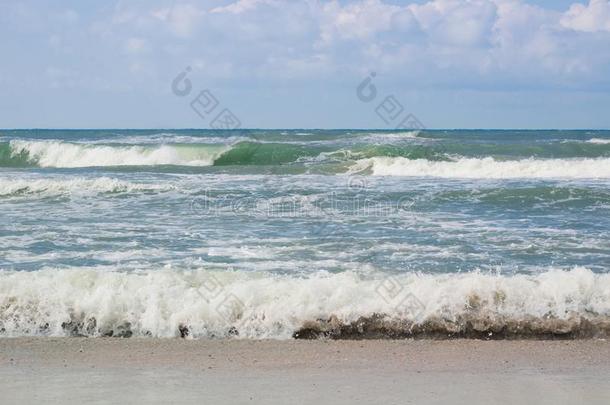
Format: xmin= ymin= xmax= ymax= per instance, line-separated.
xmin=357 ymin=131 xmax=420 ymax=143
xmin=0 ymin=177 xmax=174 ymax=197
xmin=349 ymin=156 xmax=610 ymax=179
xmin=587 ymin=138 xmax=610 ymax=144
xmin=87 ymin=134 xmax=250 ymax=145
xmin=9 ymin=140 xmax=230 ymax=167
xmin=1 ymin=267 xmax=609 ymax=338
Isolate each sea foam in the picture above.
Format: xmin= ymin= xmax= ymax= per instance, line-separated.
xmin=1 ymin=267 xmax=609 ymax=339
xmin=349 ymin=156 xmax=610 ymax=179
xmin=587 ymin=138 xmax=610 ymax=144
xmin=0 ymin=177 xmax=174 ymax=197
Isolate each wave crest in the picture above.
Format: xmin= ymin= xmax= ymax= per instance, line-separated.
xmin=0 ymin=177 xmax=174 ymax=197
xmin=1 ymin=267 xmax=609 ymax=339
xmin=349 ymin=156 xmax=610 ymax=179
xmin=588 ymin=138 xmax=610 ymax=145
xmin=6 ymin=140 xmax=229 ymax=168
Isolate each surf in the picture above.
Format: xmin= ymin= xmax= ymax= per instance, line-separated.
xmin=349 ymin=156 xmax=610 ymax=179
xmin=1 ymin=267 xmax=609 ymax=339
xmin=0 ymin=176 xmax=175 ymax=197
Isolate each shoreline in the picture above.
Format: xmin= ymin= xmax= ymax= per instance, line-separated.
xmin=2 ymin=338 xmax=610 ymax=404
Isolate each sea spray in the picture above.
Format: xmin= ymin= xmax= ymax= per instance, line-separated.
xmin=1 ymin=267 xmax=609 ymax=339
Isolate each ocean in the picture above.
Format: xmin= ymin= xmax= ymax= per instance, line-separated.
xmin=1 ymin=129 xmax=609 ymax=339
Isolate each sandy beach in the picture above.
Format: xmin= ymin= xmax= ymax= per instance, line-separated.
xmin=1 ymin=338 xmax=609 ymax=404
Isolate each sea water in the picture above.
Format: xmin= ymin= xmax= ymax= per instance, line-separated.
xmin=1 ymin=129 xmax=609 ymax=338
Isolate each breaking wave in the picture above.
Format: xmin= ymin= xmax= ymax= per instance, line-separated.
xmin=1 ymin=267 xmax=609 ymax=339
xmin=0 ymin=140 xmax=446 ymax=168
xmin=2 ymin=140 xmax=229 ymax=168
xmin=0 ymin=177 xmax=174 ymax=197
xmin=3 ymin=138 xmax=610 ymax=169
xmin=349 ymin=157 xmax=610 ymax=179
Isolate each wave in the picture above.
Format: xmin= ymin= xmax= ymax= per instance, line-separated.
xmin=2 ymin=140 xmax=229 ymax=168
xmin=588 ymin=138 xmax=610 ymax=145
xmin=0 ymin=140 xmax=443 ymax=168
xmin=87 ymin=134 xmax=251 ymax=145
xmin=213 ymin=142 xmax=325 ymax=165
xmin=425 ymin=186 xmax=610 ymax=208
xmin=1 ymin=267 xmax=609 ymax=339
xmin=349 ymin=157 xmax=610 ymax=179
xmin=353 ymin=131 xmax=420 ymax=142
xmin=4 ymin=137 xmax=610 ymax=170
xmin=0 ymin=177 xmax=174 ymax=197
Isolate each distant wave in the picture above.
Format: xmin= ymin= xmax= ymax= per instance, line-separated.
xmin=2 ymin=137 xmax=610 ymax=169
xmin=86 ymin=134 xmax=251 ymax=145
xmin=355 ymin=131 xmax=420 ymax=142
xmin=588 ymin=138 xmax=610 ymax=145
xmin=0 ymin=140 xmax=437 ymax=168
xmin=349 ymin=157 xmax=610 ymax=179
xmin=1 ymin=267 xmax=609 ymax=339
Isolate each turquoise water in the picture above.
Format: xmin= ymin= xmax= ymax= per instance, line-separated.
xmin=1 ymin=129 xmax=610 ymax=338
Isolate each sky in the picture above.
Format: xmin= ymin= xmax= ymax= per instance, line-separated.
xmin=1 ymin=0 xmax=610 ymax=129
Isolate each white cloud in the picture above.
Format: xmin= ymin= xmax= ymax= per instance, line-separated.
xmin=54 ymin=9 xmax=79 ymax=24
xmin=318 ymin=0 xmax=402 ymax=43
xmin=210 ymin=0 xmax=280 ymax=14
xmin=561 ymin=0 xmax=610 ymax=32
xmin=11 ymin=0 xmax=610 ymax=93
xmin=409 ymin=0 xmax=498 ymax=47
xmin=48 ymin=34 xmax=62 ymax=49
xmin=124 ymin=37 xmax=149 ymax=54
xmin=151 ymin=4 xmax=205 ymax=38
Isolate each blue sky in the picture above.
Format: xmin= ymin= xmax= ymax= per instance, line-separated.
xmin=1 ymin=0 xmax=609 ymax=129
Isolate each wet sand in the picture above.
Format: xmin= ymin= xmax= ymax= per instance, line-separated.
xmin=1 ymin=338 xmax=610 ymax=404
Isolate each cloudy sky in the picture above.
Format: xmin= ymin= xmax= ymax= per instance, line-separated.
xmin=1 ymin=0 xmax=609 ymax=129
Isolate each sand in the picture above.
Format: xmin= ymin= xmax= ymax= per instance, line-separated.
xmin=1 ymin=338 xmax=610 ymax=404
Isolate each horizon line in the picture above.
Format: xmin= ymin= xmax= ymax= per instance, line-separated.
xmin=2 ymin=128 xmax=609 ymax=131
